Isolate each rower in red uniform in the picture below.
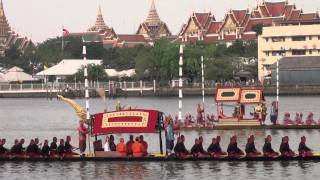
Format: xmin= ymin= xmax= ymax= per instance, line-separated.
xmin=174 ymin=135 xmax=189 ymax=157
xmin=295 ymin=112 xmax=304 ymax=125
xmin=196 ymin=104 xmax=204 ymax=124
xmin=298 ymin=136 xmax=313 ymax=157
xmin=26 ymin=139 xmax=37 ymax=156
xmin=245 ymin=135 xmax=261 ymax=157
xmin=207 ymin=136 xmax=227 ymax=157
xmin=57 ymin=139 xmax=65 ymax=157
xmin=227 ymin=135 xmax=244 ymax=157
xmin=305 ymin=112 xmax=317 ymax=125
xmin=78 ymin=121 xmax=89 ymax=156
xmin=65 ymin=136 xmax=74 ymax=154
xmin=41 ymin=140 xmax=50 ymax=158
xmin=283 ymin=113 xmax=294 ymax=125
xmin=50 ymin=137 xmax=58 ymax=156
xmin=279 ymin=136 xmax=295 ymax=157
xmin=262 ymin=135 xmax=279 ymax=157
xmin=0 ymin=139 xmax=8 ymax=156
xmin=10 ymin=139 xmax=21 ymax=155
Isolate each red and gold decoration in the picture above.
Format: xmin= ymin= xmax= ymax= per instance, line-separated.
xmin=215 ymin=88 xmax=241 ymax=102
xmin=93 ymin=109 xmax=160 ymax=134
xmin=240 ymin=89 xmax=262 ymax=104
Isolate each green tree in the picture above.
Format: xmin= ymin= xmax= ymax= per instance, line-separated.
xmin=252 ymin=24 xmax=263 ymax=36
xmin=70 ymin=64 xmax=108 ymax=82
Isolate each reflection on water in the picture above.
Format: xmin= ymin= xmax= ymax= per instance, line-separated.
xmin=1 ymin=97 xmax=320 ymax=179
xmin=0 ymin=160 xmax=320 ymax=180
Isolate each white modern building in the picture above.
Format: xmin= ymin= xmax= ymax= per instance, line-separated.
xmin=258 ymin=23 xmax=320 ymax=82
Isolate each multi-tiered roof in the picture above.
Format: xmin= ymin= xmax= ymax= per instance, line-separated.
xmin=177 ymin=0 xmax=320 ymax=43
xmin=87 ymin=5 xmax=116 ymax=40
xmin=0 ymin=0 xmax=32 ymax=55
xmin=136 ymin=0 xmax=171 ymax=40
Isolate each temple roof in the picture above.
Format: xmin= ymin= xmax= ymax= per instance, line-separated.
xmin=145 ymin=0 xmax=161 ymax=26
xmin=88 ymin=5 xmax=110 ymax=32
xmin=0 ymin=0 xmax=11 ymax=38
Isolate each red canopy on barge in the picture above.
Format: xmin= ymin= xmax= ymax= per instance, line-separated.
xmin=92 ymin=109 xmax=161 ymax=134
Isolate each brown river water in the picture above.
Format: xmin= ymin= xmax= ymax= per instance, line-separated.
xmin=0 ymin=96 xmax=320 ymax=180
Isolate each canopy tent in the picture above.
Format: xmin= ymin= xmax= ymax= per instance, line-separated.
xmin=36 ymin=59 xmax=102 ymax=76
xmin=2 ymin=66 xmax=37 ymax=82
xmin=93 ymin=109 xmax=161 ymax=134
xmin=105 ymin=69 xmax=136 ymax=78
xmin=0 ymin=72 xmax=5 ymax=82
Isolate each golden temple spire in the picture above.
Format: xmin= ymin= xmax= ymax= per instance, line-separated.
xmin=146 ymin=0 xmax=161 ymax=26
xmin=0 ymin=0 xmax=11 ymax=38
xmin=88 ymin=5 xmax=109 ymax=32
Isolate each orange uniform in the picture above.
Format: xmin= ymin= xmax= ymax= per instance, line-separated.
xmin=141 ymin=141 xmax=148 ymax=156
xmin=116 ymin=142 xmax=127 ymax=156
xmin=132 ymin=142 xmax=144 ymax=157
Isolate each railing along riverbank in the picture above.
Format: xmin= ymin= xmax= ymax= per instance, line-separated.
xmin=1 ymin=81 xmax=320 ymax=98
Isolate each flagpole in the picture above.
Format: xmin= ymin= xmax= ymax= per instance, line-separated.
xmin=178 ymin=45 xmax=184 ymax=124
xmin=201 ymin=56 xmax=205 ymax=116
xmin=83 ymin=39 xmax=91 ymax=154
xmin=62 ymin=25 xmax=64 ymax=51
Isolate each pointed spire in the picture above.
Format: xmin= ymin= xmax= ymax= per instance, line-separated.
xmin=145 ymin=0 xmax=161 ymax=26
xmin=88 ymin=5 xmax=109 ymax=32
xmin=0 ymin=0 xmax=11 ymax=38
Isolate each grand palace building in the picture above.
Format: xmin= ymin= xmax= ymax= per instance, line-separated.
xmin=0 ymin=0 xmax=32 ymax=55
xmin=177 ymin=0 xmax=320 ymax=43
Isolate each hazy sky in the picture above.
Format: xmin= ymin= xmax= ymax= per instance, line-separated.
xmin=4 ymin=0 xmax=320 ymax=42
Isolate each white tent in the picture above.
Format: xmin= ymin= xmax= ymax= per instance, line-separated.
xmin=105 ymin=69 xmax=136 ymax=77
xmin=2 ymin=66 xmax=37 ymax=82
xmin=37 ymin=59 xmax=102 ymax=77
xmin=0 ymin=72 xmax=5 ymax=82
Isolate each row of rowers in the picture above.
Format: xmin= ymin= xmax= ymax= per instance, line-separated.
xmin=0 ymin=136 xmax=77 ymax=157
xmin=174 ymin=135 xmax=312 ymax=158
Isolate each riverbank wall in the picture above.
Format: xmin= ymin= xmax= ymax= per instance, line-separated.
xmin=1 ymin=85 xmax=320 ymax=98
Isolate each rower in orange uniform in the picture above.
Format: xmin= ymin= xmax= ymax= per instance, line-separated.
xmin=279 ymin=136 xmax=295 ymax=157
xmin=245 ymin=135 xmax=261 ymax=157
xmin=139 ymin=135 xmax=148 ymax=156
xmin=298 ymin=136 xmax=313 ymax=157
xmin=126 ymin=135 xmax=134 ymax=156
xmin=132 ymin=137 xmax=144 ymax=157
xmin=116 ymin=138 xmax=127 ymax=157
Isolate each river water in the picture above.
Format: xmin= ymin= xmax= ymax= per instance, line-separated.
xmin=0 ymin=96 xmax=320 ymax=180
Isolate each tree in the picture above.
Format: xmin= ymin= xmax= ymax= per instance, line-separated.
xmin=70 ymin=64 xmax=108 ymax=82
xmin=252 ymin=24 xmax=263 ymax=36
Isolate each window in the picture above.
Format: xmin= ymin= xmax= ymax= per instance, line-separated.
xmin=292 ymin=50 xmax=306 ymax=55
xmin=272 ymin=37 xmax=285 ymax=42
xmin=309 ymin=50 xmax=313 ymax=54
xmin=266 ymin=51 xmax=270 ymax=56
xmin=309 ymin=36 xmax=312 ymax=40
xmin=318 ymin=36 xmax=320 ymax=40
xmin=271 ymin=51 xmax=285 ymax=56
xmin=266 ymin=38 xmax=269 ymax=42
xmin=292 ymin=36 xmax=306 ymax=41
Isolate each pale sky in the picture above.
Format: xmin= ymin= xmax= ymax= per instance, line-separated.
xmin=4 ymin=0 xmax=320 ymax=42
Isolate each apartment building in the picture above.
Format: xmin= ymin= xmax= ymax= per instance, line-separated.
xmin=258 ymin=23 xmax=320 ymax=82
